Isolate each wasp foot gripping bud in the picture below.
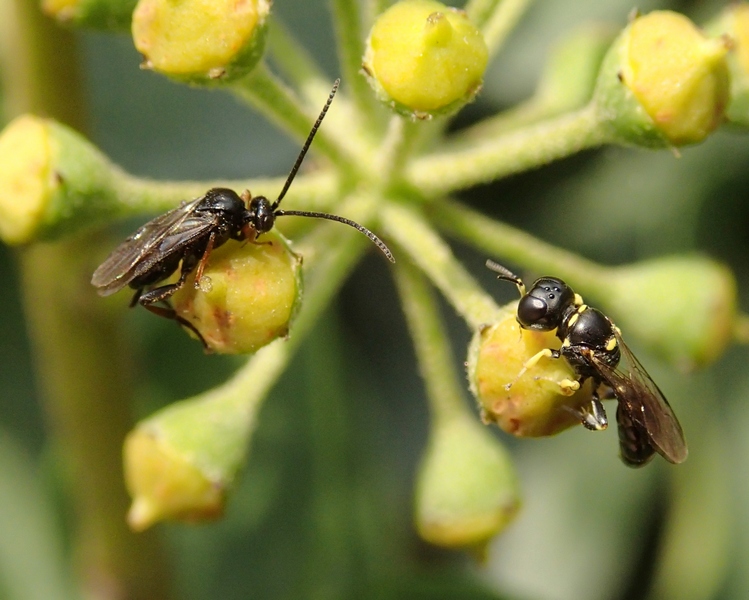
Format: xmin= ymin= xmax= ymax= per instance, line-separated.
xmin=169 ymin=231 xmax=302 ymax=354
xmin=132 ymin=0 xmax=271 ymax=84
xmin=0 ymin=115 xmax=120 ymax=245
xmin=706 ymin=4 xmax=749 ymax=126
xmin=362 ymin=0 xmax=488 ymax=119
xmin=597 ymin=256 xmax=736 ymax=370
xmin=415 ymin=413 xmax=520 ymax=551
xmin=467 ymin=305 xmax=594 ymax=437
xmin=42 ymin=0 xmax=138 ymax=30
xmin=594 ymin=10 xmax=730 ymax=147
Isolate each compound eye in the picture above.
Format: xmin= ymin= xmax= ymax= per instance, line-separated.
xmin=517 ymin=295 xmax=549 ymax=328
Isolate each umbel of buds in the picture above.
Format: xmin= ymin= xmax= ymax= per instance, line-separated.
xmin=363 ymin=0 xmax=488 ymax=119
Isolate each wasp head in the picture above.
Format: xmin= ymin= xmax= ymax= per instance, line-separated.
xmin=245 ymin=195 xmax=277 ymax=235
xmin=517 ymin=277 xmax=576 ymax=331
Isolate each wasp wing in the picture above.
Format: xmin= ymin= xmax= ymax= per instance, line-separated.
xmin=585 ymin=335 xmax=687 ymax=466
xmin=91 ymin=198 xmax=216 ymax=296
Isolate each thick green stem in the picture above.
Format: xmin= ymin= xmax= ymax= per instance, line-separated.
xmin=408 ymin=104 xmax=610 ymax=195
xmin=111 ymin=170 xmax=339 ymax=216
xmin=430 ymin=198 xmax=607 ymax=291
xmin=381 ymin=202 xmax=499 ymax=329
xmin=6 ymin=1 xmax=171 ymax=598
xmin=20 ymin=242 xmax=171 ymax=600
xmin=393 ymin=260 xmax=468 ymax=423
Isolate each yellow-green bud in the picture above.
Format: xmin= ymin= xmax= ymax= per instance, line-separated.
xmin=467 ymin=304 xmax=594 ymax=437
xmin=125 ymin=427 xmax=224 ymax=531
xmin=363 ymin=0 xmax=488 ymax=119
xmin=42 ymin=0 xmax=138 ymax=30
xmin=169 ymin=230 xmax=302 ymax=354
xmin=706 ymin=4 xmax=749 ymax=126
xmin=594 ymin=256 xmax=736 ymax=370
xmin=132 ymin=0 xmax=271 ymax=84
xmin=594 ymin=11 xmax=730 ymax=147
xmin=415 ymin=413 xmax=520 ymax=551
xmin=124 ymin=381 xmax=259 ymax=530
xmin=0 ymin=115 xmax=120 ymax=245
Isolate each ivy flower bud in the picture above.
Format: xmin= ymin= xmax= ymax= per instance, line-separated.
xmin=594 ymin=10 xmax=730 ymax=147
xmin=594 ymin=256 xmax=736 ymax=370
xmin=132 ymin=0 xmax=271 ymax=84
xmin=124 ymin=382 xmax=257 ymax=530
xmin=706 ymin=4 xmax=749 ymax=126
xmin=0 ymin=115 xmax=119 ymax=245
xmin=363 ymin=0 xmax=488 ymax=119
xmin=125 ymin=426 xmax=224 ymax=531
xmin=415 ymin=413 xmax=520 ymax=551
xmin=42 ymin=0 xmax=137 ymax=30
xmin=467 ymin=305 xmax=594 ymax=437
xmin=169 ymin=231 xmax=302 ymax=354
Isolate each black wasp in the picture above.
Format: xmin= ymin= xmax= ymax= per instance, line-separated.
xmin=486 ymin=260 xmax=687 ymax=468
xmin=92 ymin=80 xmax=394 ymax=347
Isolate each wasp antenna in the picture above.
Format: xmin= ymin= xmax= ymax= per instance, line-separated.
xmin=486 ymin=260 xmax=525 ymax=295
xmin=273 ymin=79 xmax=340 ymax=210
xmin=276 ymin=210 xmax=395 ymax=263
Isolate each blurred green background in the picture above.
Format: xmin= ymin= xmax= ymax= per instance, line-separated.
xmin=2 ymin=0 xmax=749 ymax=598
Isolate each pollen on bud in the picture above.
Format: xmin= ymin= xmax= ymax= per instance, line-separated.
xmin=415 ymin=413 xmax=520 ymax=551
xmin=363 ymin=0 xmax=488 ymax=118
xmin=132 ymin=0 xmax=271 ymax=84
xmin=124 ymin=428 xmax=224 ymax=531
xmin=169 ymin=230 xmax=302 ymax=354
xmin=596 ymin=256 xmax=736 ymax=370
xmin=706 ymin=4 xmax=749 ymax=126
xmin=467 ymin=305 xmax=594 ymax=437
xmin=0 ymin=115 xmax=119 ymax=245
xmin=594 ymin=10 xmax=730 ymax=147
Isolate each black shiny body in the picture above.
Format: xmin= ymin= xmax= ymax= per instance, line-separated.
xmin=91 ymin=80 xmax=394 ymax=348
xmin=487 ymin=260 xmax=687 ymax=467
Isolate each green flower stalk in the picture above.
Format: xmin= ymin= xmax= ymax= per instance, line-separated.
xmin=594 ymin=10 xmax=730 ymax=147
xmin=363 ymin=0 xmax=488 ymax=118
xmin=170 ymin=231 xmax=303 ymax=355
xmin=132 ymin=0 xmax=271 ymax=83
xmin=395 ymin=261 xmax=519 ymax=551
xmin=42 ymin=0 xmax=138 ymax=30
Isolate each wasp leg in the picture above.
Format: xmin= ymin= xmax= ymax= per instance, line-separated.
xmin=505 ymin=348 xmax=558 ymax=390
xmin=506 ymin=348 xmax=582 ymax=398
xmin=141 ymin=303 xmax=210 ymax=351
xmin=192 ymin=231 xmax=216 ymax=289
xmin=137 ymin=256 xmax=210 ymax=350
xmin=129 ymin=287 xmax=143 ymax=308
